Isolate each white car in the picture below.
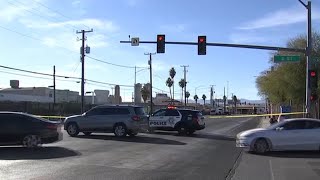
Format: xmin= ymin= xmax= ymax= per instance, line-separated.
xmin=236 ymin=118 xmax=320 ymax=153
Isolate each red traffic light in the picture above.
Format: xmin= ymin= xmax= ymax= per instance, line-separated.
xmin=311 ymin=71 xmax=316 ymax=77
xmin=199 ymin=38 xmax=204 ymax=43
xmin=158 ymin=36 xmax=163 ymax=41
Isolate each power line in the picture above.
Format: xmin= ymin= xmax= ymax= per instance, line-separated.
xmin=0 ymin=70 xmax=77 ymax=83
xmin=7 ymin=0 xmax=79 ymax=31
xmin=0 ymin=26 xmax=147 ymax=70
xmin=30 ymin=0 xmax=90 ymax=30
xmin=86 ymin=55 xmax=148 ymax=69
xmin=0 ymin=65 xmax=134 ymax=88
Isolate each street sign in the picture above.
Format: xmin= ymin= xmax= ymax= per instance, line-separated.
xmin=274 ymin=55 xmax=300 ymax=63
xmin=131 ymin=37 xmax=139 ymax=46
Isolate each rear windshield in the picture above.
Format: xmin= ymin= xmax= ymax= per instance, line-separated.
xmin=134 ymin=107 xmax=146 ymax=115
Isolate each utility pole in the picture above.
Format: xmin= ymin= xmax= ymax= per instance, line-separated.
xmin=227 ymin=81 xmax=229 ymax=104
xmin=76 ymin=29 xmax=93 ymax=113
xmin=181 ymin=65 xmax=189 ymax=107
xmin=298 ymin=0 xmax=312 ymax=117
xmin=210 ymin=85 xmax=215 ymax=108
xmin=53 ymin=65 xmax=56 ymax=111
xmin=145 ymin=52 xmax=156 ymax=115
xmin=223 ymin=87 xmax=226 ymax=113
xmin=134 ymin=66 xmax=136 ymax=105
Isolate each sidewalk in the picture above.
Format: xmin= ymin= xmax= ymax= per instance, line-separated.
xmin=230 ymin=118 xmax=320 ymax=180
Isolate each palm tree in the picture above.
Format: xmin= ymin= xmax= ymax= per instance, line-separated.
xmin=185 ymin=91 xmax=190 ymax=104
xmin=194 ymin=95 xmax=199 ymax=105
xmin=202 ymin=94 xmax=207 ymax=105
xmin=178 ymin=79 xmax=186 ymax=102
xmin=233 ymin=95 xmax=238 ymax=114
xmin=165 ymin=77 xmax=174 ymax=100
xmin=169 ymin=67 xmax=176 ymax=100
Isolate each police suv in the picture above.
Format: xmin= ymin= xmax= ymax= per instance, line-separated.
xmin=149 ymin=107 xmax=205 ymax=135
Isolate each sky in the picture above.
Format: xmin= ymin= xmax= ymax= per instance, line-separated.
xmin=0 ymin=0 xmax=320 ymax=102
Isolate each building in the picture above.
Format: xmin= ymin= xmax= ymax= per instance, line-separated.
xmin=0 ymin=80 xmax=79 ymax=103
xmin=114 ymin=85 xmax=121 ymax=104
xmin=134 ymin=83 xmax=142 ymax=104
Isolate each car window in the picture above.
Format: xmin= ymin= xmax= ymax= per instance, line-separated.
xmin=165 ymin=109 xmax=180 ymax=116
xmin=116 ymin=108 xmax=130 ymax=115
xmin=86 ymin=108 xmax=104 ymax=116
xmin=153 ymin=110 xmax=166 ymax=116
xmin=305 ymin=121 xmax=320 ymax=129
xmin=281 ymin=121 xmax=306 ymax=130
xmin=134 ymin=107 xmax=146 ymax=115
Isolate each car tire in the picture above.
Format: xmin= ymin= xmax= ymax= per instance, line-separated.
xmin=113 ymin=124 xmax=127 ymax=137
xmin=177 ymin=125 xmax=187 ymax=135
xmin=187 ymin=130 xmax=195 ymax=135
xmin=67 ymin=123 xmax=79 ymax=137
xmin=253 ymin=138 xmax=269 ymax=154
xmin=22 ymin=135 xmax=42 ymax=148
xmin=83 ymin=132 xmax=92 ymax=136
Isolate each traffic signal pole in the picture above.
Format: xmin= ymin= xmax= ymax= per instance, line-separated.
xmin=298 ymin=0 xmax=312 ymax=117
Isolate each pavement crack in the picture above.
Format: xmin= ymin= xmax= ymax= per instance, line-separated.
xmin=225 ymin=150 xmax=244 ymax=180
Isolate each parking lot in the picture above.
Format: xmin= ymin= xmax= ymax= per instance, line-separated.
xmin=0 ymin=117 xmax=260 ymax=180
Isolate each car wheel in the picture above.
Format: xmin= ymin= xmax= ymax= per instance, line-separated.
xmin=253 ymin=138 xmax=268 ymax=154
xmin=187 ymin=130 xmax=195 ymax=135
xmin=148 ymin=127 xmax=155 ymax=134
xmin=113 ymin=124 xmax=127 ymax=137
xmin=177 ymin=126 xmax=187 ymax=135
xmin=83 ymin=132 xmax=92 ymax=136
xmin=67 ymin=123 xmax=79 ymax=137
xmin=22 ymin=135 xmax=42 ymax=148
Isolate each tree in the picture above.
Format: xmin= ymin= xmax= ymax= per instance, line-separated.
xmin=141 ymin=84 xmax=150 ymax=104
xmin=256 ymin=32 xmax=320 ymax=114
xmin=202 ymin=94 xmax=207 ymax=105
xmin=194 ymin=95 xmax=199 ymax=105
xmin=233 ymin=95 xmax=238 ymax=114
xmin=169 ymin=67 xmax=176 ymax=100
xmin=165 ymin=77 xmax=174 ymax=100
xmin=179 ymin=79 xmax=186 ymax=102
xmin=185 ymin=91 xmax=190 ymax=104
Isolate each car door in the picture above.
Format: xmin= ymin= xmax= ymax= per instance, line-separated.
xmin=149 ymin=109 xmax=166 ymax=127
xmin=0 ymin=114 xmax=13 ymax=144
xmin=1 ymin=114 xmax=30 ymax=144
xmin=271 ymin=120 xmax=307 ymax=150
xmin=165 ymin=109 xmax=181 ymax=128
xmin=303 ymin=120 xmax=320 ymax=150
xmin=105 ymin=107 xmax=131 ymax=131
xmin=81 ymin=108 xmax=105 ymax=130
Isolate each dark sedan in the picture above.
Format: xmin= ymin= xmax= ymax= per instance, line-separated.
xmin=0 ymin=112 xmax=63 ymax=148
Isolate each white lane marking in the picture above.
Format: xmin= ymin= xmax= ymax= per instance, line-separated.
xmin=269 ymin=160 xmax=275 ymax=180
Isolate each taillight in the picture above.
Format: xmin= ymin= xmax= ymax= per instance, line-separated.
xmin=131 ymin=115 xmax=140 ymax=121
xmin=192 ymin=117 xmax=199 ymax=124
xmin=46 ymin=124 xmax=58 ymax=130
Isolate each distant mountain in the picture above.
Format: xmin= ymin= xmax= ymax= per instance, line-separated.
xmin=239 ymin=99 xmax=265 ymax=104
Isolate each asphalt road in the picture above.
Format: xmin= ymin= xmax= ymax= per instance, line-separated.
xmin=0 ymin=117 xmax=260 ymax=180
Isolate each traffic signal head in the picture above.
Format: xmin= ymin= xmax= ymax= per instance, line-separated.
xmin=157 ymin=34 xmax=165 ymax=53
xmin=310 ymin=92 xmax=318 ymax=101
xmin=198 ymin=36 xmax=206 ymax=55
xmin=309 ymin=70 xmax=318 ymax=89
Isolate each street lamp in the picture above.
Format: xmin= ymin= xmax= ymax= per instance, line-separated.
xmin=86 ymin=91 xmax=95 ymax=105
xmin=195 ymin=85 xmax=206 ymax=95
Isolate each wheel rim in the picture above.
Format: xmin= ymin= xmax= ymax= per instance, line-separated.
xmin=68 ymin=124 xmax=77 ymax=135
xmin=23 ymin=135 xmax=41 ymax=148
xmin=255 ymin=140 xmax=267 ymax=153
xmin=115 ymin=126 xmax=125 ymax=136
